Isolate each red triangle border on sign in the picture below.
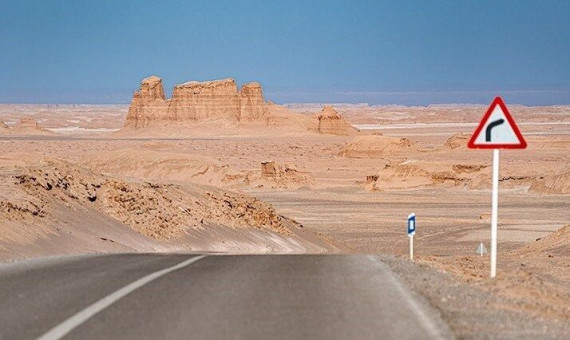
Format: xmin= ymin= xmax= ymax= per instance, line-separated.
xmin=467 ymin=96 xmax=527 ymax=149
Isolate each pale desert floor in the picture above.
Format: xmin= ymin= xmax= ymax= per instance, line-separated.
xmin=0 ymin=104 xmax=568 ymax=335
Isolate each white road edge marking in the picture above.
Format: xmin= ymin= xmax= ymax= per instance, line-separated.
xmin=368 ymin=255 xmax=447 ymax=340
xmin=35 ymin=255 xmax=208 ymax=340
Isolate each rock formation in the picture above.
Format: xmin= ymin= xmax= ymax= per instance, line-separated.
xmin=139 ymin=75 xmax=166 ymax=101
xmin=338 ymin=135 xmax=415 ymax=158
xmin=529 ymin=171 xmax=570 ymax=194
xmin=259 ymin=161 xmax=313 ymax=189
xmin=443 ymin=133 xmax=470 ymax=149
xmin=5 ymin=117 xmax=55 ymax=135
xmin=366 ymin=174 xmax=379 ymax=184
xmin=316 ymin=106 xmax=359 ymax=135
xmin=261 ymin=161 xmax=282 ymax=178
xmin=125 ymin=76 xmax=269 ymax=128
xmin=16 ymin=117 xmax=41 ymax=129
xmin=366 ymin=160 xmax=490 ymax=191
xmin=239 ymin=83 xmax=268 ymax=120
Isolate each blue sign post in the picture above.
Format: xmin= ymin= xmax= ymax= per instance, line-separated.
xmin=407 ymin=213 xmax=416 ymax=260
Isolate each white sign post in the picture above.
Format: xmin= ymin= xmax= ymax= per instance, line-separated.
xmin=490 ymin=149 xmax=499 ymax=276
xmin=407 ymin=213 xmax=416 ymax=261
xmin=468 ymin=97 xmax=526 ymax=278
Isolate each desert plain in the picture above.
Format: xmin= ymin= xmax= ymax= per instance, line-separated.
xmin=0 ymin=76 xmax=568 ymax=338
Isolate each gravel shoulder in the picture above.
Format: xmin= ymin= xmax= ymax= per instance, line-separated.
xmin=382 ymin=254 xmax=569 ymax=339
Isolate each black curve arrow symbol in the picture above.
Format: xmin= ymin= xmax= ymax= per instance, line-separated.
xmin=486 ymin=118 xmax=505 ymax=142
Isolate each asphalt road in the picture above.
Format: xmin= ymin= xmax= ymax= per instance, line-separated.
xmin=0 ymin=254 xmax=452 ymax=340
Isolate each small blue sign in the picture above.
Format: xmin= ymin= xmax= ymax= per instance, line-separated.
xmin=407 ymin=213 xmax=416 ymax=236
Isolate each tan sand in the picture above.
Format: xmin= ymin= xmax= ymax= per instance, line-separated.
xmin=0 ymin=101 xmax=568 ymax=322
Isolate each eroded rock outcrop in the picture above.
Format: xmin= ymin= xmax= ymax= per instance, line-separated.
xmin=2 ymin=117 xmax=55 ymax=135
xmin=261 ymin=161 xmax=282 ymax=178
xmin=366 ymin=160 xmax=490 ymax=191
xmin=529 ymin=171 xmax=570 ymax=194
xmin=443 ymin=133 xmax=470 ymax=150
xmin=240 ymin=83 xmax=269 ymax=120
xmin=317 ymin=106 xmax=358 ymax=135
xmin=338 ymin=135 xmax=415 ymax=158
xmin=258 ymin=161 xmax=313 ymax=189
xmin=125 ymin=76 xmax=269 ymax=128
xmin=126 ymin=76 xmax=170 ymax=127
xmin=16 ymin=117 xmax=41 ymax=129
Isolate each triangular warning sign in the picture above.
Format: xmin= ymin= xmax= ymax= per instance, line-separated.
xmin=476 ymin=242 xmax=487 ymax=256
xmin=468 ymin=97 xmax=527 ymax=149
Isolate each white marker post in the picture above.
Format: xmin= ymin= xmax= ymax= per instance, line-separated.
xmin=490 ymin=149 xmax=499 ymax=277
xmin=410 ymin=234 xmax=414 ymax=260
xmin=467 ymin=97 xmax=527 ymax=278
xmin=407 ymin=213 xmax=416 ymax=261
xmin=477 ymin=242 xmax=487 ymax=257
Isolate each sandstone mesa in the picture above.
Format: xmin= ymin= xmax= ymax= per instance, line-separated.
xmin=124 ymin=75 xmax=359 ymax=136
xmin=126 ymin=76 xmax=270 ymax=128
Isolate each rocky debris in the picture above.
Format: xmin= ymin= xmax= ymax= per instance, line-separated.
xmin=338 ymin=135 xmax=415 ymax=158
xmin=0 ymin=200 xmax=46 ymax=219
xmin=11 ymin=159 xmax=296 ymax=239
xmin=316 ymin=106 xmax=359 ymax=135
xmin=204 ymin=191 xmax=292 ymax=235
xmin=125 ymin=76 xmax=269 ymax=128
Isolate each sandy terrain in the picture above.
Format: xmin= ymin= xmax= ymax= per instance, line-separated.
xmin=0 ymin=101 xmax=568 ymax=337
xmin=0 ymin=150 xmax=340 ymax=260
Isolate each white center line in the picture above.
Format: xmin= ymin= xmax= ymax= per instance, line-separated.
xmin=35 ymin=255 xmax=208 ymax=340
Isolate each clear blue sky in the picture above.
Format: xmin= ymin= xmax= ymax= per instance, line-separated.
xmin=1 ymin=0 xmax=569 ymax=105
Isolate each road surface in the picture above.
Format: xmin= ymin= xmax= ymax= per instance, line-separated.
xmin=0 ymin=254 xmax=452 ymax=340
